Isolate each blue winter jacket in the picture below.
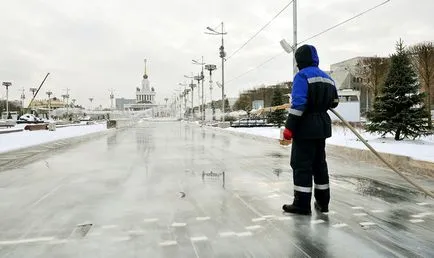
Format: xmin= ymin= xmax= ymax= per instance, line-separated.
xmin=285 ymin=45 xmax=339 ymax=139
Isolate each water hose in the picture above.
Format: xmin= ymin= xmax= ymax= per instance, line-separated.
xmin=330 ymin=109 xmax=434 ymax=198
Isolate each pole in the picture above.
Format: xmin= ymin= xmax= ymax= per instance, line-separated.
xmin=192 ymin=87 xmax=194 ymax=120
xmin=201 ymin=56 xmax=205 ymax=123
xmin=221 ymin=22 xmax=225 ymax=122
xmin=184 ymin=92 xmax=187 ymax=119
xmin=196 ymin=77 xmax=200 ymax=120
xmin=6 ymin=85 xmax=9 ymax=116
xmin=179 ymin=96 xmax=182 ymax=119
xmin=293 ymin=0 xmax=298 ymax=77
xmin=20 ymin=89 xmax=25 ymax=114
xmin=66 ymin=88 xmax=70 ymax=117
xmin=110 ymin=90 xmax=114 ymax=110
xmin=366 ymin=88 xmax=369 ymax=113
xmin=210 ymin=79 xmax=213 ymax=120
xmin=205 ymin=64 xmax=217 ymax=121
xmin=330 ymin=109 xmax=434 ymax=198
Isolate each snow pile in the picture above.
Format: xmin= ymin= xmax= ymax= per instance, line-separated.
xmin=0 ymin=123 xmax=108 ymax=154
xmin=225 ymin=126 xmax=434 ymax=162
xmin=226 ymin=127 xmax=281 ymax=140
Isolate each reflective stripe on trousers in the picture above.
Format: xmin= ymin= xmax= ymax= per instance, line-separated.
xmin=294 ymin=185 xmax=312 ymax=193
xmin=314 ymin=184 xmax=329 ymax=190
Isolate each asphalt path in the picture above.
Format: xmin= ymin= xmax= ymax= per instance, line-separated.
xmin=0 ymin=121 xmax=433 ymax=257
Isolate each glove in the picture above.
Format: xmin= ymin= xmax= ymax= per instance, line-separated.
xmin=283 ymin=128 xmax=293 ymax=141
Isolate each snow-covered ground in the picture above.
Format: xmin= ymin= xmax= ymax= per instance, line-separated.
xmin=226 ymin=126 xmax=434 ymax=163
xmin=0 ymin=123 xmax=108 ymax=154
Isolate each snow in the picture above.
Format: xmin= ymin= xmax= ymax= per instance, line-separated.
xmin=0 ymin=123 xmax=108 ymax=154
xmin=328 ymin=126 xmax=434 ymax=162
xmin=226 ymin=127 xmax=281 ymax=140
xmin=225 ymin=126 xmax=434 ymax=163
xmin=0 ymin=128 xmax=23 ymax=134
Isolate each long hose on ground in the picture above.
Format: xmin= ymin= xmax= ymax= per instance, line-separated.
xmin=330 ymin=109 xmax=434 ymax=199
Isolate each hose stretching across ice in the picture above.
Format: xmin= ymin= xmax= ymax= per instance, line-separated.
xmin=330 ymin=109 xmax=434 ymax=199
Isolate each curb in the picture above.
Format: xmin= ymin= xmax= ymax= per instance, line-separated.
xmin=326 ymin=144 xmax=434 ymax=177
xmin=200 ymin=124 xmax=434 ymax=177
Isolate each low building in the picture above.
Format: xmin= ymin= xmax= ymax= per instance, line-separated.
xmin=329 ymin=57 xmax=373 ymax=115
xmin=115 ymin=98 xmax=136 ymax=110
xmin=31 ymin=98 xmax=65 ymax=110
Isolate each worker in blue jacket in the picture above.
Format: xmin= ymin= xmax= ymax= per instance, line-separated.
xmin=282 ymin=44 xmax=339 ymax=215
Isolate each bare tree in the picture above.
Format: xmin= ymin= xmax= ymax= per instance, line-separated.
xmin=409 ymin=41 xmax=434 ymax=128
xmin=356 ymin=57 xmax=390 ymax=98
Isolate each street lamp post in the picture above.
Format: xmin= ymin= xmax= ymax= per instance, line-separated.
xmin=280 ymin=0 xmax=298 ymax=77
xmin=29 ymin=87 xmax=37 ymax=110
xmin=178 ymin=94 xmax=182 ymax=119
xmin=189 ymin=83 xmax=196 ymax=120
xmin=206 ymin=23 xmax=227 ymax=122
xmin=164 ymin=97 xmax=169 ymax=117
xmin=178 ymin=82 xmax=188 ymax=119
xmin=2 ymin=82 xmax=12 ymax=118
xmin=89 ymin=98 xmax=94 ymax=110
xmin=109 ymin=90 xmax=114 ymax=110
xmin=185 ymin=88 xmax=191 ymax=119
xmin=293 ymin=0 xmax=298 ymax=77
xmin=62 ymin=94 xmax=70 ymax=117
xmin=193 ymin=57 xmax=206 ymax=123
xmin=184 ymin=75 xmax=196 ymax=120
xmin=66 ymin=94 xmax=70 ymax=116
xmin=29 ymin=87 xmax=37 ymax=97
xmin=205 ymin=64 xmax=217 ymax=120
xmin=20 ymin=89 xmax=25 ymax=113
xmin=46 ymin=91 xmax=53 ymax=111
xmin=194 ymin=75 xmax=202 ymax=121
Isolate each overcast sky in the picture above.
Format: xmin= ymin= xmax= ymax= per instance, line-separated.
xmin=0 ymin=0 xmax=433 ymax=107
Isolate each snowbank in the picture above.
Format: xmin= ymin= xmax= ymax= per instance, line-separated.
xmin=328 ymin=127 xmax=434 ymax=162
xmin=225 ymin=126 xmax=434 ymax=163
xmin=0 ymin=123 xmax=108 ymax=154
xmin=226 ymin=127 xmax=281 ymax=140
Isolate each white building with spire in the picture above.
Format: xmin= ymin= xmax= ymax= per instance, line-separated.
xmin=125 ymin=59 xmax=157 ymax=111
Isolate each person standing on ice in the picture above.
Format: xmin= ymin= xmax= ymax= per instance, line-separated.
xmin=282 ymin=44 xmax=339 ymax=215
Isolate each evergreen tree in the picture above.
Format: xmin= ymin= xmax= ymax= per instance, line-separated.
xmin=224 ymin=98 xmax=231 ymax=113
xmin=366 ymin=40 xmax=432 ymax=140
xmin=269 ymin=89 xmax=286 ymax=127
xmin=234 ymin=94 xmax=251 ymax=111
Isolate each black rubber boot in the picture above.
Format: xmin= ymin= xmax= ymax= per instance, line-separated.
xmin=314 ymin=202 xmax=329 ymax=213
xmin=314 ymin=188 xmax=330 ymax=213
xmin=282 ymin=204 xmax=312 ymax=215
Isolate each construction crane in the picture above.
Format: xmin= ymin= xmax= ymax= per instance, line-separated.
xmin=26 ymin=73 xmax=50 ymax=112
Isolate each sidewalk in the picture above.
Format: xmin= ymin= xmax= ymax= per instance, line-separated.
xmin=0 ymin=123 xmax=108 ymax=154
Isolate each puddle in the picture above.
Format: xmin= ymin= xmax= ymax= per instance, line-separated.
xmin=332 ymin=175 xmax=421 ymax=203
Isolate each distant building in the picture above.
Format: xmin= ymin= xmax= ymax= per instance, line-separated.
xmin=329 ymin=57 xmax=365 ymax=90
xmin=124 ymin=59 xmax=158 ymax=111
xmin=329 ymin=57 xmax=371 ymax=115
xmin=115 ymin=98 xmax=136 ymax=110
xmin=32 ymin=98 xmax=65 ymax=110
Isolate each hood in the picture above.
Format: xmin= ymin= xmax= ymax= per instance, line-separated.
xmin=295 ymin=45 xmax=319 ymax=70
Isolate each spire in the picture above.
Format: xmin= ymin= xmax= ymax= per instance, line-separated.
xmin=143 ymin=58 xmax=148 ymax=79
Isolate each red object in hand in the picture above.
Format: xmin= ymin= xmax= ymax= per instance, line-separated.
xmin=283 ymin=128 xmax=293 ymax=140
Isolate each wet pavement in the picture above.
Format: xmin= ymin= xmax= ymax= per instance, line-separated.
xmin=0 ymin=121 xmax=433 ymax=258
